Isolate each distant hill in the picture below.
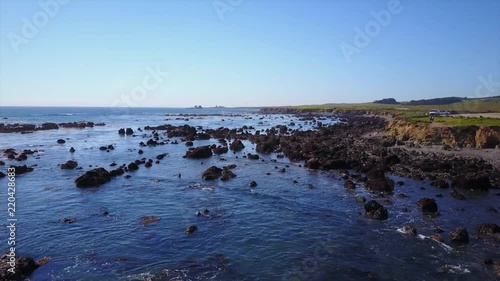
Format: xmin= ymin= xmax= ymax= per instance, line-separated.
xmin=402 ymin=97 xmax=465 ymax=105
xmin=374 ymin=98 xmax=399 ymax=104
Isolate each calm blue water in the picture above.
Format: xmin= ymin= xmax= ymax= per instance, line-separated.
xmin=0 ymin=107 xmax=498 ymax=281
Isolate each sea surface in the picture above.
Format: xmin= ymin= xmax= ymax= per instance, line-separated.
xmin=0 ymin=107 xmax=498 ymax=281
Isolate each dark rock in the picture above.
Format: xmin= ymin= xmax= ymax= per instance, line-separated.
xmin=138 ymin=149 xmax=143 ymax=154
xmin=484 ymin=259 xmax=493 ymax=265
xmin=56 ymin=139 xmax=65 ymax=144
xmin=430 ymin=234 xmax=444 ymax=242
xmin=60 ymin=217 xmax=76 ymax=224
xmin=366 ymin=177 xmax=394 ymax=194
xmin=476 ymin=224 xmax=500 ymax=240
xmin=144 ymin=162 xmax=152 ymax=168
xmin=156 ymin=153 xmax=167 ymax=160
xmin=185 ymin=141 xmax=194 ymax=147
xmin=249 ymin=181 xmax=257 ymax=187
xmin=69 ymin=147 xmax=75 ymax=153
xmin=450 ymin=227 xmax=469 ymax=244
xmin=118 ymin=128 xmax=125 ymax=135
xmin=487 ymin=207 xmax=497 ymax=214
xmin=230 ymin=139 xmax=245 ymax=151
xmin=344 ymin=180 xmax=356 ymax=189
xmin=185 ymin=224 xmax=198 ymax=234
xmin=128 ymin=162 xmax=139 ymax=171
xmin=396 ymin=181 xmax=405 ymax=186
xmin=10 ymin=165 xmax=34 ymax=174
xmin=202 ymin=166 xmax=223 ymax=180
xmin=431 ymin=179 xmax=449 ymax=189
xmin=355 ymin=196 xmax=366 ymax=203
xmin=126 ymin=128 xmax=134 ymax=135
xmin=451 ymin=190 xmax=466 ymax=200
xmin=61 ymin=160 xmax=78 ymax=170
xmin=247 ymin=153 xmax=259 ymax=160
xmin=140 ymin=216 xmax=160 ymax=226
xmin=364 ymin=200 xmax=388 ymax=220
xmin=417 ymin=198 xmax=438 ymax=213
xmin=185 ymin=146 xmax=213 ymax=159
xmin=0 ymin=172 xmax=5 ymax=178
xmin=401 ymin=225 xmax=417 ymax=235
xmin=0 ymin=254 xmax=40 ymax=281
xmin=213 ymin=146 xmax=228 ymax=155
xmin=75 ymin=168 xmax=111 ymax=187
xmin=451 ymin=175 xmax=490 ymax=191
xmin=0 ymin=161 xmax=4 ymax=166
xmin=305 ymin=158 xmax=320 ymax=169
xmin=220 ymin=170 xmax=236 ymax=181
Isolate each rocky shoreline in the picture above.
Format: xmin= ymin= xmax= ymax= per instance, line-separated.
xmin=0 ymin=121 xmax=105 ymax=134
xmin=1 ymin=111 xmax=499 ymax=279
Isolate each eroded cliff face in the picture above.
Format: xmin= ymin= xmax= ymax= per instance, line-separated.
xmin=387 ymin=120 xmax=500 ymax=148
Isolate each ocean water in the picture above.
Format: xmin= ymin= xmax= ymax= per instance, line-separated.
xmin=0 ymin=107 xmax=498 ymax=281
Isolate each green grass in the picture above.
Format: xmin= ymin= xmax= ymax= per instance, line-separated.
xmin=289 ymin=96 xmax=500 ymax=116
xmin=408 ymin=116 xmax=500 ymax=127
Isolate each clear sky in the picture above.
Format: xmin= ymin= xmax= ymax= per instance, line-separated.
xmin=1 ymin=0 xmax=499 ymax=107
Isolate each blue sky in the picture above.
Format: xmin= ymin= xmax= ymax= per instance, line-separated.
xmin=1 ymin=0 xmax=499 ymax=107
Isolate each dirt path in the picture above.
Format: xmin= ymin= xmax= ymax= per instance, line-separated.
xmin=453 ymin=113 xmax=500 ymax=119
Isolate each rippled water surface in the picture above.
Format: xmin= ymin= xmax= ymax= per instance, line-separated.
xmin=0 ymin=107 xmax=499 ymax=281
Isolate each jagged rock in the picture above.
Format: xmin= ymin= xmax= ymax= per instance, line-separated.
xmin=450 ymin=227 xmax=469 ymax=244
xmin=230 ymin=139 xmax=245 ymax=151
xmin=126 ymin=128 xmax=134 ymax=135
xmin=400 ymin=225 xmax=417 ymax=235
xmin=220 ymin=170 xmax=236 ymax=181
xmin=202 ymin=166 xmax=223 ymax=180
xmin=185 ymin=146 xmax=213 ymax=159
xmin=476 ymin=224 xmax=500 ymax=240
xmin=249 ymin=181 xmax=257 ymax=187
xmin=69 ymin=147 xmax=75 ymax=153
xmin=75 ymin=168 xmax=111 ymax=187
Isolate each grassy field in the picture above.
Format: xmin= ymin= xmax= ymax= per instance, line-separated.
xmin=292 ymin=97 xmax=500 ymax=116
xmin=408 ymin=116 xmax=500 ymax=126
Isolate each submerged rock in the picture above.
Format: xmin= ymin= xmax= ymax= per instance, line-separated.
xmin=450 ymin=227 xmax=469 ymax=244
xmin=9 ymin=165 xmax=34 ymax=174
xmin=75 ymin=168 xmax=111 ymax=187
xmin=185 ymin=224 xmax=198 ymax=234
xmin=140 ymin=216 xmax=160 ymax=226
xmin=249 ymin=180 xmax=257 ymax=187
xmin=61 ymin=160 xmax=78 ymax=170
xmin=364 ymin=200 xmax=388 ymax=220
